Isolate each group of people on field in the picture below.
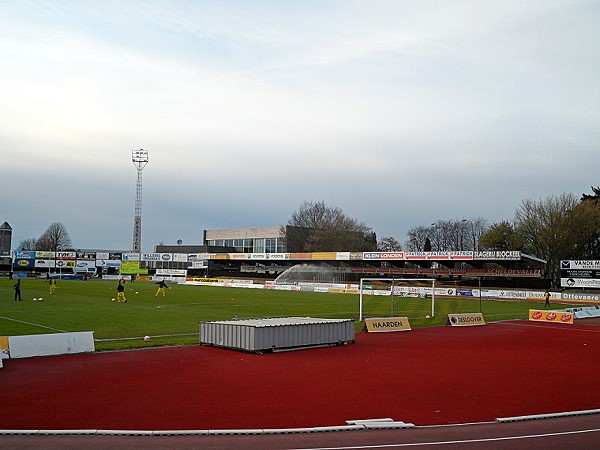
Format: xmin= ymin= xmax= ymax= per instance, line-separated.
xmin=12 ymin=277 xmax=57 ymax=301
xmin=10 ymin=277 xmax=170 ymax=302
xmin=115 ymin=278 xmax=170 ymax=303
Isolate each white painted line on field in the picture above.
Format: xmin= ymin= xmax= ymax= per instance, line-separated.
xmin=0 ymin=316 xmax=66 ymax=333
xmin=287 ymin=427 xmax=600 ymax=449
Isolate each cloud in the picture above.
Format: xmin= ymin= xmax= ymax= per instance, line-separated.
xmin=1 ymin=1 xmax=599 ymax=250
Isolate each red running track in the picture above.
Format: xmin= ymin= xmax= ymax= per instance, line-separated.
xmin=1 ymin=320 xmax=599 ymax=431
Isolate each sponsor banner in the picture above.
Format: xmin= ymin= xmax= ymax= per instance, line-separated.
xmin=466 ymin=269 xmax=541 ymax=278
xmin=290 ymin=253 xmax=312 ymax=260
xmin=266 ymin=253 xmax=289 ymax=260
xmin=132 ymin=217 xmax=141 ymax=251
xmin=561 ymin=260 xmax=600 ymax=270
xmin=142 ymin=252 xmax=172 ymax=262
xmin=450 ymin=251 xmax=474 ymax=260
xmin=172 ymin=253 xmax=188 ymax=263
xmin=189 ymin=260 xmax=207 ymax=269
xmin=364 ymin=317 xmax=411 ymax=332
xmin=56 ymin=251 xmax=76 ymax=260
xmin=336 ymin=252 xmax=350 ymax=260
xmin=249 ymin=253 xmax=266 ymax=260
xmin=156 ymin=269 xmax=187 ymax=277
xmin=122 ymin=253 xmax=140 ymax=261
xmin=75 ymin=260 xmax=96 ymax=273
xmin=380 ymin=252 xmax=405 ymax=260
xmin=312 ymin=252 xmax=337 ymax=260
xmin=448 ymin=313 xmax=486 ymax=327
xmin=561 ymin=269 xmax=600 ymax=278
xmin=109 ymin=252 xmax=122 ymax=260
xmin=191 ymin=277 xmax=221 ymax=284
xmin=350 ymin=252 xmax=363 ymax=260
xmin=406 ymin=252 xmax=427 ymax=260
xmin=392 ymin=286 xmax=426 ymax=297
xmin=363 ymin=252 xmax=406 ymax=260
xmin=363 ymin=252 xmax=380 ymax=260
xmin=97 ymin=259 xmax=122 ymax=268
xmin=457 ymin=289 xmax=475 ymax=297
xmin=188 ymin=253 xmax=211 ymax=261
xmin=96 ymin=252 xmax=109 ymax=260
xmin=120 ymin=261 xmax=148 ymax=275
xmin=527 ymin=291 xmax=547 ymax=301
xmin=35 ymin=259 xmax=56 ymax=269
xmin=14 ymin=259 xmax=34 ymax=269
xmin=35 ymin=251 xmax=55 ymax=259
xmin=55 ymin=260 xmax=76 ymax=269
xmin=0 ymin=336 xmax=9 ymax=359
xmin=76 ymin=251 xmax=96 ymax=260
xmin=428 ymin=251 xmax=451 ymax=260
xmin=228 ymin=253 xmax=249 ymax=260
xmin=498 ymin=290 xmax=528 ymax=300
xmin=562 ymin=292 xmax=600 ymax=302
xmin=15 ymin=250 xmax=35 ymax=260
xmin=473 ymin=250 xmax=521 ymax=260
xmin=561 ymin=278 xmax=600 ymax=289
xmin=529 ymin=310 xmax=573 ymax=324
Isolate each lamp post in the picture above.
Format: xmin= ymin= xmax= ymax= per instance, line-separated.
xmin=131 ymin=149 xmax=149 ymax=256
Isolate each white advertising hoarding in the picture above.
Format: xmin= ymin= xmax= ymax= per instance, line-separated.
xmin=561 ymin=278 xmax=600 ymax=288
xmin=561 ymin=260 xmax=600 ymax=270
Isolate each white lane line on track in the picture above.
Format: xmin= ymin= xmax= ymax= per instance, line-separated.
xmin=0 ymin=316 xmax=66 ymax=333
xmin=288 ymin=427 xmax=600 ymax=449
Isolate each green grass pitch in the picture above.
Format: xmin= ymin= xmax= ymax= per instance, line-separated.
xmin=0 ymin=278 xmax=568 ymax=351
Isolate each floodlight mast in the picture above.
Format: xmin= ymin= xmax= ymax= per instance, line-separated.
xmin=131 ymin=149 xmax=149 ymax=254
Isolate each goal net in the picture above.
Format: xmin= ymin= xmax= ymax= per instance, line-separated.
xmin=358 ymin=278 xmax=436 ymax=321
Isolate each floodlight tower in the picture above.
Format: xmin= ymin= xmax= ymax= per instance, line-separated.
xmin=131 ymin=149 xmax=149 ymax=253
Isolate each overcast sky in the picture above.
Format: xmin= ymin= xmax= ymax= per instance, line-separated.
xmin=1 ymin=0 xmax=598 ymax=252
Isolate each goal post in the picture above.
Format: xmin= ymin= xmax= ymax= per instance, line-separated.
xmin=359 ymin=277 xmax=436 ymax=321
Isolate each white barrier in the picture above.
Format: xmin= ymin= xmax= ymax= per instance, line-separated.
xmin=8 ymin=332 xmax=95 ymax=359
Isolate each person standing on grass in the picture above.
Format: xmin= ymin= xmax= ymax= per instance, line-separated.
xmin=544 ymin=289 xmax=551 ymax=307
xmin=117 ymin=279 xmax=127 ymax=303
xmin=155 ymin=279 xmax=169 ymax=297
xmin=14 ymin=279 xmax=22 ymax=301
xmin=49 ymin=278 xmax=57 ymax=295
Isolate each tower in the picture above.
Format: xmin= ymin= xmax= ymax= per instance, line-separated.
xmin=131 ymin=149 xmax=149 ymax=253
xmin=0 ymin=221 xmax=11 ymax=256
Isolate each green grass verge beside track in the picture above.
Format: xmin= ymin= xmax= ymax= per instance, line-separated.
xmin=0 ymin=278 xmax=569 ymax=351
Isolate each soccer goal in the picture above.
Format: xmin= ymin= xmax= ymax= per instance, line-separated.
xmin=358 ymin=277 xmax=436 ymax=321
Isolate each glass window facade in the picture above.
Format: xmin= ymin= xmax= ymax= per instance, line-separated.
xmin=206 ymin=233 xmax=287 ymax=253
xmin=254 ymin=238 xmax=265 ymax=253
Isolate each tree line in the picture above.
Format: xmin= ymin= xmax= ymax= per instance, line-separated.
xmin=287 ymin=189 xmax=600 ymax=286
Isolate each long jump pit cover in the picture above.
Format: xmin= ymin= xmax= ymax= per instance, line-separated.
xmin=200 ymin=317 xmax=355 ymax=352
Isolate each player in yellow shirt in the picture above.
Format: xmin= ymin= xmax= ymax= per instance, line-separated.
xmin=117 ymin=279 xmax=127 ymax=303
xmin=49 ymin=278 xmax=57 ymax=295
xmin=155 ymin=280 xmax=169 ymax=297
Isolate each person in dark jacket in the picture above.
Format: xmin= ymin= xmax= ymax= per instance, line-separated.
xmin=117 ymin=279 xmax=127 ymax=303
xmin=14 ymin=279 xmax=22 ymax=301
xmin=155 ymin=280 xmax=169 ymax=297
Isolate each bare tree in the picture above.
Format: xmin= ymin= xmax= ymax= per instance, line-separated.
xmin=37 ymin=222 xmax=72 ymax=252
xmin=407 ymin=218 xmax=488 ymax=252
xmin=405 ymin=225 xmax=430 ymax=251
xmin=17 ymin=238 xmax=37 ymax=250
xmin=287 ymin=201 xmax=376 ymax=251
xmin=378 ymin=236 xmax=402 ymax=252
